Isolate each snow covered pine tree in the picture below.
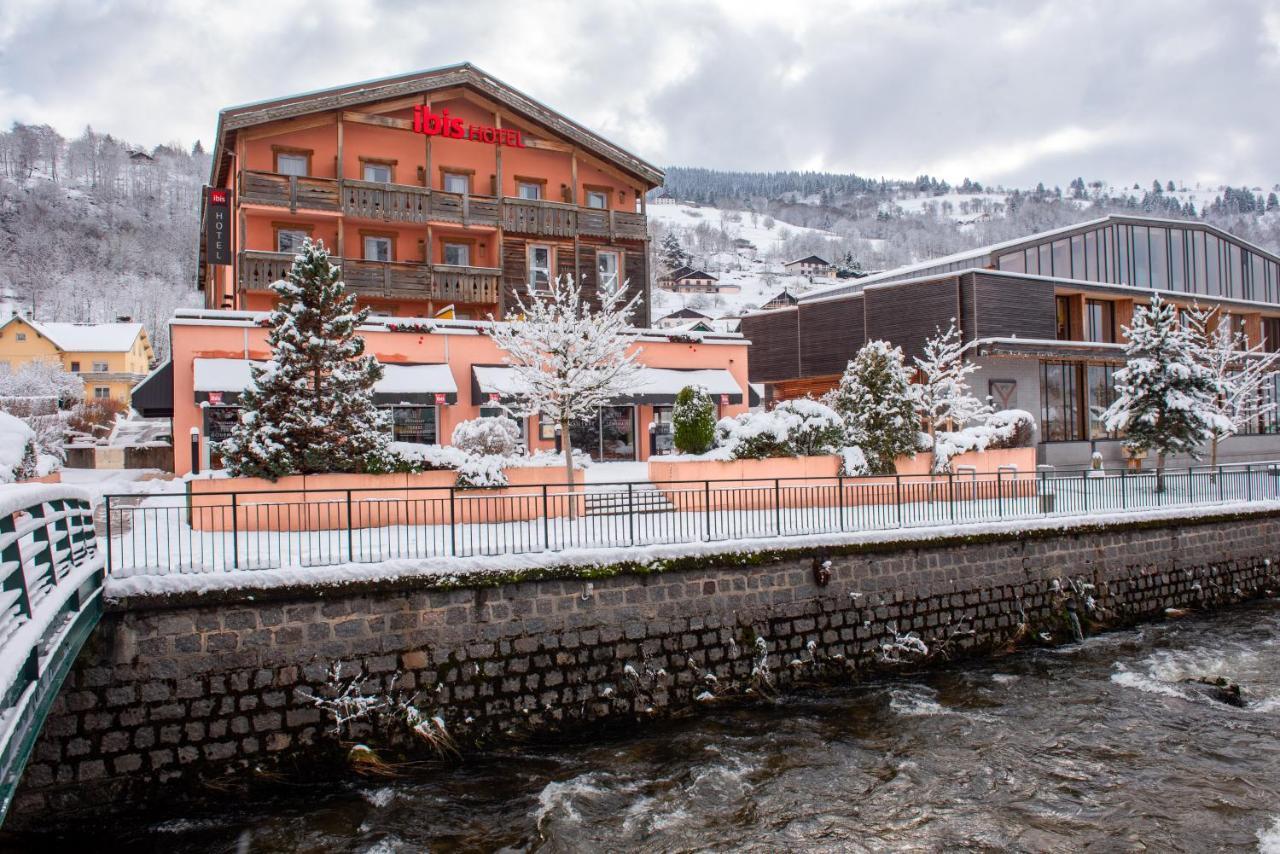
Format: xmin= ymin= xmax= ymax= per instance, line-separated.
xmin=828 ymin=340 xmax=919 ymax=475
xmin=217 ymin=239 xmax=390 ymax=479
xmin=488 ymin=275 xmax=641 ymax=497
xmin=913 ymin=320 xmax=989 ymax=442
xmin=658 ymin=233 xmax=689 ymax=271
xmin=671 ymin=385 xmax=717 ymax=454
xmin=1103 ymin=294 xmax=1227 ymax=489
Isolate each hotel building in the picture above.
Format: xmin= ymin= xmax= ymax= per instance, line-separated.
xmin=155 ymin=64 xmax=751 ymax=474
xmin=742 ymin=215 xmax=1280 ymax=467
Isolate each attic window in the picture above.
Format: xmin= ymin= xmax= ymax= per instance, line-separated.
xmin=15 ymin=332 xmax=25 ymax=342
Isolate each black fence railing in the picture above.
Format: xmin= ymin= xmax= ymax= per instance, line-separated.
xmin=103 ymin=462 xmax=1280 ymax=577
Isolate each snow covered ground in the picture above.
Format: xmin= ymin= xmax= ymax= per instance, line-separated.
xmin=646 ymin=202 xmax=838 ymax=254
xmin=61 ymin=468 xmax=181 ymax=508
xmin=103 ymin=467 xmax=1280 ymax=580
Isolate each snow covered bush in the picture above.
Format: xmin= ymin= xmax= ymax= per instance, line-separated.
xmin=826 ymin=340 xmax=919 ymax=475
xmin=716 ymin=399 xmax=844 ymax=459
xmin=931 ymin=409 xmax=1037 ymax=472
xmin=0 ymin=410 xmax=55 ymax=482
xmin=672 ymin=385 xmax=716 ymax=454
xmin=0 ymin=360 xmax=83 ymax=407
xmin=451 ymin=417 xmax=521 ymax=457
xmin=838 ymin=446 xmax=870 ymax=477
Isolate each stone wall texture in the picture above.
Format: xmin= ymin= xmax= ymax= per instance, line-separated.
xmin=12 ymin=510 xmax=1280 ymax=822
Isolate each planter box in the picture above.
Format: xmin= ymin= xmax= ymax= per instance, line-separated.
xmin=188 ymin=466 xmax=583 ymax=532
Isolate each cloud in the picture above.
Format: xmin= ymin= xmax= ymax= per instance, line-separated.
xmin=0 ymin=0 xmax=1276 ymax=188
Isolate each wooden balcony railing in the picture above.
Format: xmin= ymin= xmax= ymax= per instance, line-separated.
xmin=238 ymin=170 xmax=645 ymax=240
xmin=238 ymin=251 xmax=499 ymax=304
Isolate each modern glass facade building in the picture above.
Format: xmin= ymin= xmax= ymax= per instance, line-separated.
xmin=741 ymin=215 xmax=1280 ymax=467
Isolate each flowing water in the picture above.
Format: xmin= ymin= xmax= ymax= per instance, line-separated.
xmin=23 ymin=601 xmax=1280 ymax=853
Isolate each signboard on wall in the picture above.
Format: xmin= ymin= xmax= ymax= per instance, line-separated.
xmin=412 ymin=105 xmax=526 ymax=148
xmin=205 ymin=187 xmax=232 ymax=265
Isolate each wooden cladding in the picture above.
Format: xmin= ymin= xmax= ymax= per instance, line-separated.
xmin=798 ymin=296 xmax=864 ymax=377
xmin=238 ymin=250 xmax=498 ymax=303
xmin=960 ymin=272 xmax=1057 ymax=342
xmin=863 ymin=277 xmax=962 ymax=362
xmin=238 ymin=170 xmax=645 ymax=239
xmin=741 ymin=309 xmax=800 ymax=383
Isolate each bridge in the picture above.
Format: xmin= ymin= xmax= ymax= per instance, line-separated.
xmin=0 ymin=485 xmax=102 ymax=822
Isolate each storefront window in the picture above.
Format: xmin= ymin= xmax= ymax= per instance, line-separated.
xmin=480 ymin=405 xmax=525 ymax=447
xmin=1086 ymin=364 xmax=1120 ymax=439
xmin=205 ymin=406 xmax=242 ymax=469
xmin=1040 ymin=361 xmax=1081 ymax=442
xmin=652 ymin=405 xmax=674 ymax=455
xmin=387 ymin=406 xmax=436 ymax=444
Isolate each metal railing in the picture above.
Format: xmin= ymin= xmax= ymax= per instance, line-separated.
xmin=0 ymin=486 xmax=103 ymax=821
xmin=103 ymin=462 xmax=1280 ymax=577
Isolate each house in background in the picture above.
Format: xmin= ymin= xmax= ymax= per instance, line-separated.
xmin=656 ymin=307 xmax=712 ymax=328
xmin=0 ymin=316 xmax=153 ymax=406
xmin=761 ymin=289 xmax=799 ymax=310
xmin=783 ymin=255 xmax=834 ymax=278
xmin=659 ymin=267 xmax=742 ymax=294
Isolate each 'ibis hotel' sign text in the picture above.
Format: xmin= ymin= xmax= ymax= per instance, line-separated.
xmin=412 ymin=105 xmax=526 ymax=148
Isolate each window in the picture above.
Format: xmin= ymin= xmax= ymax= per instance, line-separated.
xmin=273 ymin=149 xmax=310 ymax=177
xmin=585 ymin=189 xmax=609 ymax=210
xmin=363 ymin=235 xmax=393 ymax=262
xmin=69 ymin=361 xmax=80 ymax=372
xmin=1086 ymin=365 xmax=1120 ymax=439
xmin=1149 ymin=227 xmax=1167 ymax=289
xmin=1265 ymin=318 xmax=1280 ymax=353
xmin=1055 ymin=295 xmax=1072 ymax=340
xmin=1084 ymin=231 xmax=1098 ymax=281
xmin=442 ymin=171 xmax=471 ymax=194
xmin=15 ymin=333 xmax=25 ymax=342
xmin=1131 ymin=225 xmax=1150 ymax=287
xmin=652 ymin=405 xmax=675 ymax=454
xmin=1070 ymin=235 xmax=1084 ymax=279
xmin=538 ymin=413 xmax=557 ymax=441
xmin=362 ymin=161 xmax=393 ymax=183
xmin=443 ymin=242 xmax=471 ymax=266
xmin=528 ymin=245 xmax=551 ymax=290
xmin=92 ymin=360 xmax=110 ymax=372
xmin=597 ymin=251 xmax=620 ymax=299
xmin=1040 ymin=361 xmax=1082 ymax=442
xmin=1052 ymin=239 xmax=1070 ymax=277
xmin=998 ymin=252 xmax=1025 ymax=273
xmin=93 ymin=387 xmax=111 ymax=400
xmin=276 ymin=228 xmax=309 ymax=254
xmin=516 ymin=180 xmax=543 ymax=200
xmin=1169 ymin=229 xmax=1185 ymax=292
xmin=388 ymin=406 xmax=436 ymax=444
xmin=1085 ymin=299 xmax=1115 ymax=343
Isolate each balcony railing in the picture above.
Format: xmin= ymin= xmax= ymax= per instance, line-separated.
xmin=238 ymin=170 xmax=646 ymax=239
xmin=239 ymin=251 xmax=500 ymax=304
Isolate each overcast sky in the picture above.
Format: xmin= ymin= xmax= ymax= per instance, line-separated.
xmin=3 ymin=0 xmax=1278 ymax=189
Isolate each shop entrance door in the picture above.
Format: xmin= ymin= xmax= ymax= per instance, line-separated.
xmin=567 ymin=406 xmax=636 ymax=462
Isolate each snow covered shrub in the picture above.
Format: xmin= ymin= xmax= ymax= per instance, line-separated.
xmin=451 ymin=417 xmax=521 ymax=457
xmin=717 ymin=399 xmax=844 ymax=459
xmin=931 ymin=409 xmax=1037 ymax=472
xmin=913 ymin=320 xmax=989 ymax=439
xmin=827 ymin=340 xmax=920 ymax=475
xmin=839 ymin=446 xmax=870 ymax=477
xmin=455 ymin=454 xmax=509 ymax=488
xmin=0 ymin=411 xmax=43 ymax=482
xmin=672 ymin=385 xmax=716 ymax=454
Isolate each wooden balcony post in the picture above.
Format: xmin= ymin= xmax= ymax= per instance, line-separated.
xmin=289 ymin=175 xmax=298 ymax=214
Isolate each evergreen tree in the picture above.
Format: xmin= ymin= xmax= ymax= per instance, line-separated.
xmin=671 ymin=385 xmax=716 ymax=454
xmin=1166 ymin=180 xmax=1176 ymax=192
xmin=217 ymin=239 xmax=390 ymax=479
xmin=913 ymin=320 xmax=989 ymax=442
xmin=658 ymin=233 xmax=689 ymax=271
xmin=827 ymin=340 xmax=919 ymax=475
xmin=1268 ymin=192 xmax=1278 ymax=212
xmin=1102 ymin=295 xmax=1222 ymax=489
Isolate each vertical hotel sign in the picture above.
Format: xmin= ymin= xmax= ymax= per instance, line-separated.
xmin=205 ymin=187 xmax=232 ymax=265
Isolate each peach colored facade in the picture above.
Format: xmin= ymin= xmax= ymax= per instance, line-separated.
xmin=170 ymin=312 xmax=751 ymax=476
xmin=202 ymin=64 xmax=660 ymax=326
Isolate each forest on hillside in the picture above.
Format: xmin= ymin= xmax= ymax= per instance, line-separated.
xmin=0 ymin=123 xmax=209 ymax=358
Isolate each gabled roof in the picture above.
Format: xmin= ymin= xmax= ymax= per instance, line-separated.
xmin=785 ymin=255 xmax=830 ymax=266
xmin=662 ymin=307 xmax=712 ymax=320
xmin=0 ymin=316 xmax=147 ymax=353
xmin=212 ymin=62 xmax=663 ymax=188
xmin=673 ymin=269 xmax=718 ymax=282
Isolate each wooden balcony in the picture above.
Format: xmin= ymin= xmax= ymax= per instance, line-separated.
xmin=238 ymin=170 xmax=645 ymax=239
xmin=238 ymin=251 xmax=500 ymax=304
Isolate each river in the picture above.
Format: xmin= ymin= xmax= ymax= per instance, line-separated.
xmin=22 ymin=600 xmax=1280 ymax=853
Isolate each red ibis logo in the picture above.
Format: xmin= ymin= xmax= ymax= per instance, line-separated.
xmin=412 ymin=105 xmax=526 ymax=148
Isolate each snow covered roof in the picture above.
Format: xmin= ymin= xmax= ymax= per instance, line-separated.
xmin=670 ymin=269 xmax=719 ymax=282
xmin=0 ymin=317 xmax=147 ymax=353
xmin=472 ymin=365 xmax=744 ymax=405
xmin=661 ymin=308 xmax=712 ymax=320
xmin=784 ymin=255 xmax=831 ymax=266
xmin=193 ymin=359 xmax=457 ymax=399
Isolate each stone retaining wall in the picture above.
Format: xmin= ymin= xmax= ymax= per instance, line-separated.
xmin=11 ymin=509 xmax=1280 ymax=822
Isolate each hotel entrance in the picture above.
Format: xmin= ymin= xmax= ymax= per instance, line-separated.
xmin=569 ymin=405 xmax=637 ymax=461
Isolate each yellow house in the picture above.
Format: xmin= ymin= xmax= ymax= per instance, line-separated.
xmin=0 ymin=316 xmax=154 ymax=406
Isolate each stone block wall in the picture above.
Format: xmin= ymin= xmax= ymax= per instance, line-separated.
xmin=12 ymin=509 xmax=1280 ymax=821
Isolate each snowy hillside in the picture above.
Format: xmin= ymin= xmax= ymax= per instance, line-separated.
xmin=646 ymin=201 xmax=839 ymax=254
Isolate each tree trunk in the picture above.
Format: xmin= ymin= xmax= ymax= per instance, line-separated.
xmin=1156 ymin=451 xmax=1166 ymax=493
xmin=1210 ymin=436 xmax=1220 ymax=484
xmin=561 ymin=414 xmax=576 ymax=520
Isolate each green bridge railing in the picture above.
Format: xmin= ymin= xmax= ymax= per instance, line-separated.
xmin=0 ymin=485 xmax=102 ymax=823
